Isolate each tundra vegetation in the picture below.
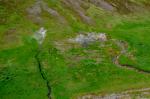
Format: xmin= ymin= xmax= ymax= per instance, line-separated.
xmin=0 ymin=0 xmax=150 ymax=99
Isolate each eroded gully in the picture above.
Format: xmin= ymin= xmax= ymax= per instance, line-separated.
xmin=35 ymin=48 xmax=51 ymax=99
xmin=113 ymin=40 xmax=150 ymax=74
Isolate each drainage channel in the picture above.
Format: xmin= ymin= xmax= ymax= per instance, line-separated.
xmin=113 ymin=40 xmax=150 ymax=74
xmin=113 ymin=55 xmax=150 ymax=74
xmin=35 ymin=49 xmax=51 ymax=99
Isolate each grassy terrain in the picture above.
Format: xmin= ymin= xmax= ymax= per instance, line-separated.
xmin=0 ymin=0 xmax=150 ymax=99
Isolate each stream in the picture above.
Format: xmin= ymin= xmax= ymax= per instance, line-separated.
xmin=113 ymin=40 xmax=150 ymax=74
xmin=35 ymin=49 xmax=51 ymax=99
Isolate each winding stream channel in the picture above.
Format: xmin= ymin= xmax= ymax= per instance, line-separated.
xmin=35 ymin=48 xmax=51 ymax=99
xmin=113 ymin=40 xmax=150 ymax=74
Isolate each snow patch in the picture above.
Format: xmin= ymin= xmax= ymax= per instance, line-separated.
xmin=69 ymin=33 xmax=107 ymax=47
xmin=33 ymin=27 xmax=47 ymax=44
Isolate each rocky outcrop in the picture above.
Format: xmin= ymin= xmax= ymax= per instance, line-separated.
xmin=62 ymin=0 xmax=93 ymax=24
xmin=69 ymin=33 xmax=107 ymax=47
xmin=33 ymin=27 xmax=47 ymax=44
xmin=89 ymin=0 xmax=115 ymax=11
xmin=26 ymin=0 xmax=66 ymax=24
xmin=79 ymin=87 xmax=150 ymax=99
xmin=104 ymin=0 xmax=148 ymax=14
xmin=26 ymin=0 xmax=150 ymax=24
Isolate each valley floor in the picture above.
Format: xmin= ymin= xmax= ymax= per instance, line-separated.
xmin=0 ymin=0 xmax=150 ymax=99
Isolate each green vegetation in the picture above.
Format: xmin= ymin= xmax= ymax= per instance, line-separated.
xmin=0 ymin=0 xmax=150 ymax=99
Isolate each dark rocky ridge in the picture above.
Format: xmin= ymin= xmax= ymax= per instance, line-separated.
xmin=25 ymin=0 xmax=150 ymax=24
xmin=1 ymin=0 xmax=150 ymax=25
